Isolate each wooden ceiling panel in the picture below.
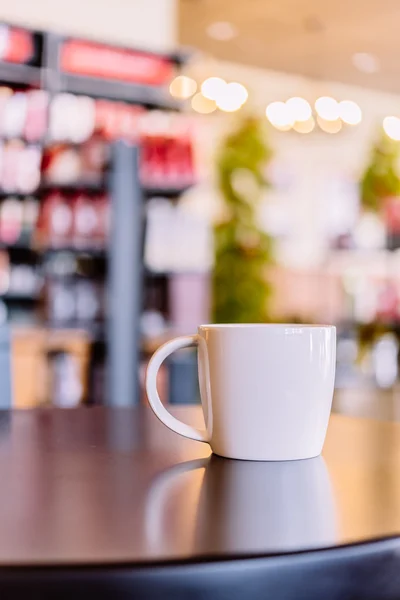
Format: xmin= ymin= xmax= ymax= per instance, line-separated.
xmin=179 ymin=0 xmax=400 ymax=93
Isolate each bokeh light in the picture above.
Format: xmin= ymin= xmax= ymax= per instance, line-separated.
xmin=293 ymin=117 xmax=315 ymax=133
xmin=215 ymin=82 xmax=248 ymax=112
xmin=201 ymin=77 xmax=227 ymax=101
xmin=383 ymin=116 xmax=400 ymax=140
xmin=286 ymin=97 xmax=312 ymax=122
xmin=169 ymin=76 xmax=197 ymax=99
xmin=227 ymin=82 xmax=248 ymax=105
xmin=266 ymin=101 xmax=294 ymax=130
xmin=191 ymin=93 xmax=217 ymax=114
xmin=317 ymin=116 xmax=342 ymax=133
xmin=339 ymin=100 xmax=362 ymax=125
xmin=315 ymin=97 xmax=339 ymax=121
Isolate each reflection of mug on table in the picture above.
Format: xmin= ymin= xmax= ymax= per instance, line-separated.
xmin=146 ymin=456 xmax=337 ymax=556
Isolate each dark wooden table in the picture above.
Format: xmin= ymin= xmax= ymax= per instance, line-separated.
xmin=0 ymin=405 xmax=399 ymax=566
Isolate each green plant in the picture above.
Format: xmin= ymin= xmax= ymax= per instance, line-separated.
xmin=212 ymin=117 xmax=274 ymax=323
xmin=360 ymin=131 xmax=400 ymax=212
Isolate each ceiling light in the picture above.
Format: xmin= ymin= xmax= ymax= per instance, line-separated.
xmin=286 ymin=97 xmax=311 ymax=122
xmin=315 ymin=97 xmax=339 ymax=121
xmin=383 ymin=116 xmax=400 ymax=141
xmin=339 ymin=100 xmax=362 ymax=125
xmin=293 ymin=117 xmax=315 ymax=133
xmin=266 ymin=101 xmax=294 ymax=130
xmin=352 ymin=52 xmax=380 ymax=74
xmin=191 ymin=93 xmax=217 ymax=114
xmin=169 ymin=75 xmax=197 ymax=100
xmin=317 ymin=116 xmax=342 ymax=133
xmin=206 ymin=21 xmax=237 ymax=41
xmin=201 ymin=77 xmax=227 ymax=101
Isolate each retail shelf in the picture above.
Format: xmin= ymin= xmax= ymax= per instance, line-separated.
xmin=42 ymin=246 xmax=107 ymax=257
xmin=0 ymin=191 xmax=40 ymax=199
xmin=58 ymin=74 xmax=181 ymax=110
xmin=144 ymin=184 xmax=194 ymax=198
xmin=39 ymin=181 xmax=106 ymax=194
xmin=0 ymin=63 xmax=41 ymax=87
xmin=0 ymin=292 xmax=40 ymax=302
xmin=0 ymin=242 xmax=37 ymax=252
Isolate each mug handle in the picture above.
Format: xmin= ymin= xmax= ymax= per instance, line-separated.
xmin=145 ymin=335 xmax=210 ymax=443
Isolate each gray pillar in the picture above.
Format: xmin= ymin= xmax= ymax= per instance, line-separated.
xmin=107 ymin=142 xmax=143 ymax=406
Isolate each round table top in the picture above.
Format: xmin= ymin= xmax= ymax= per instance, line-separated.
xmin=0 ymin=405 xmax=399 ymax=566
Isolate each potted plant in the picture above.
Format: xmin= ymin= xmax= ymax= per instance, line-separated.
xmin=360 ymin=131 xmax=400 ymax=245
xmin=212 ymin=117 xmax=274 ymax=323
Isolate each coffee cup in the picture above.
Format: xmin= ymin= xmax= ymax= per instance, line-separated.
xmin=145 ymin=324 xmax=336 ymax=461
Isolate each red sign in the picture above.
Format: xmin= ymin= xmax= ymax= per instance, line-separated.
xmin=0 ymin=25 xmax=34 ymax=64
xmin=60 ymin=40 xmax=174 ymax=86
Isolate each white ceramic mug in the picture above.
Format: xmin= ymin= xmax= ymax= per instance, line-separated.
xmin=145 ymin=324 xmax=336 ymax=461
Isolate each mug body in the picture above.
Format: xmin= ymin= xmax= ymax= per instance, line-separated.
xmin=198 ymin=324 xmax=336 ymax=461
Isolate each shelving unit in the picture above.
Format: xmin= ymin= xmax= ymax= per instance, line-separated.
xmin=0 ymin=21 xmax=195 ymax=407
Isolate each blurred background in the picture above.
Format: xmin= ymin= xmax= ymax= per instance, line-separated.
xmin=0 ymin=0 xmax=399 ymax=416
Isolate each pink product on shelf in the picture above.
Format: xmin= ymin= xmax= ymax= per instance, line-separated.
xmin=41 ymin=193 xmax=74 ymax=247
xmin=377 ymin=282 xmax=399 ymax=322
xmin=169 ymin=273 xmax=210 ymax=334
xmin=0 ymin=141 xmax=41 ymax=193
xmin=384 ymin=197 xmax=400 ymax=234
xmin=22 ymin=196 xmax=39 ymax=236
xmin=24 ymin=90 xmax=49 ymax=142
xmin=95 ymin=100 xmax=144 ymax=141
xmin=0 ymin=89 xmax=13 ymax=136
xmin=0 ymin=197 xmax=23 ymax=244
xmin=0 ymin=89 xmax=47 ymax=142
xmin=73 ymin=194 xmax=100 ymax=247
xmin=97 ymin=194 xmax=110 ymax=244
xmin=2 ymin=92 xmax=27 ymax=138
xmin=17 ymin=144 xmax=42 ymax=193
xmin=0 ymin=140 xmax=20 ymax=191
xmin=0 ymin=251 xmax=10 ymax=295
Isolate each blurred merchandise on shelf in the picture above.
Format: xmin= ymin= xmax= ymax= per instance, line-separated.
xmin=42 ymin=136 xmax=109 ymax=186
xmin=145 ymin=198 xmax=211 ymax=272
xmin=0 ymin=140 xmax=42 ymax=193
xmin=169 ymin=272 xmax=210 ymax=334
xmin=95 ymin=100 xmax=144 ymax=142
xmin=44 ymin=97 xmax=195 ymax=190
xmin=0 ymin=195 xmax=39 ymax=245
xmin=12 ymin=327 xmax=90 ymax=408
xmin=45 ymin=278 xmax=105 ymax=326
xmin=37 ymin=192 xmax=110 ymax=249
xmin=140 ymin=113 xmax=195 ymax=188
xmin=0 ymin=20 xmax=196 ymax=406
xmin=0 ymin=249 xmax=41 ymax=299
xmin=0 ymin=88 xmax=48 ymax=141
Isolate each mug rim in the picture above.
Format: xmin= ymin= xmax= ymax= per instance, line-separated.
xmin=198 ymin=323 xmax=335 ymax=330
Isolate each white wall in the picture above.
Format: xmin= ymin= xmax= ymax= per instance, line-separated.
xmin=0 ymin=0 xmax=177 ymax=51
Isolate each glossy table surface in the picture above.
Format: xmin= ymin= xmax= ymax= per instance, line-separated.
xmin=0 ymin=405 xmax=400 ymax=566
